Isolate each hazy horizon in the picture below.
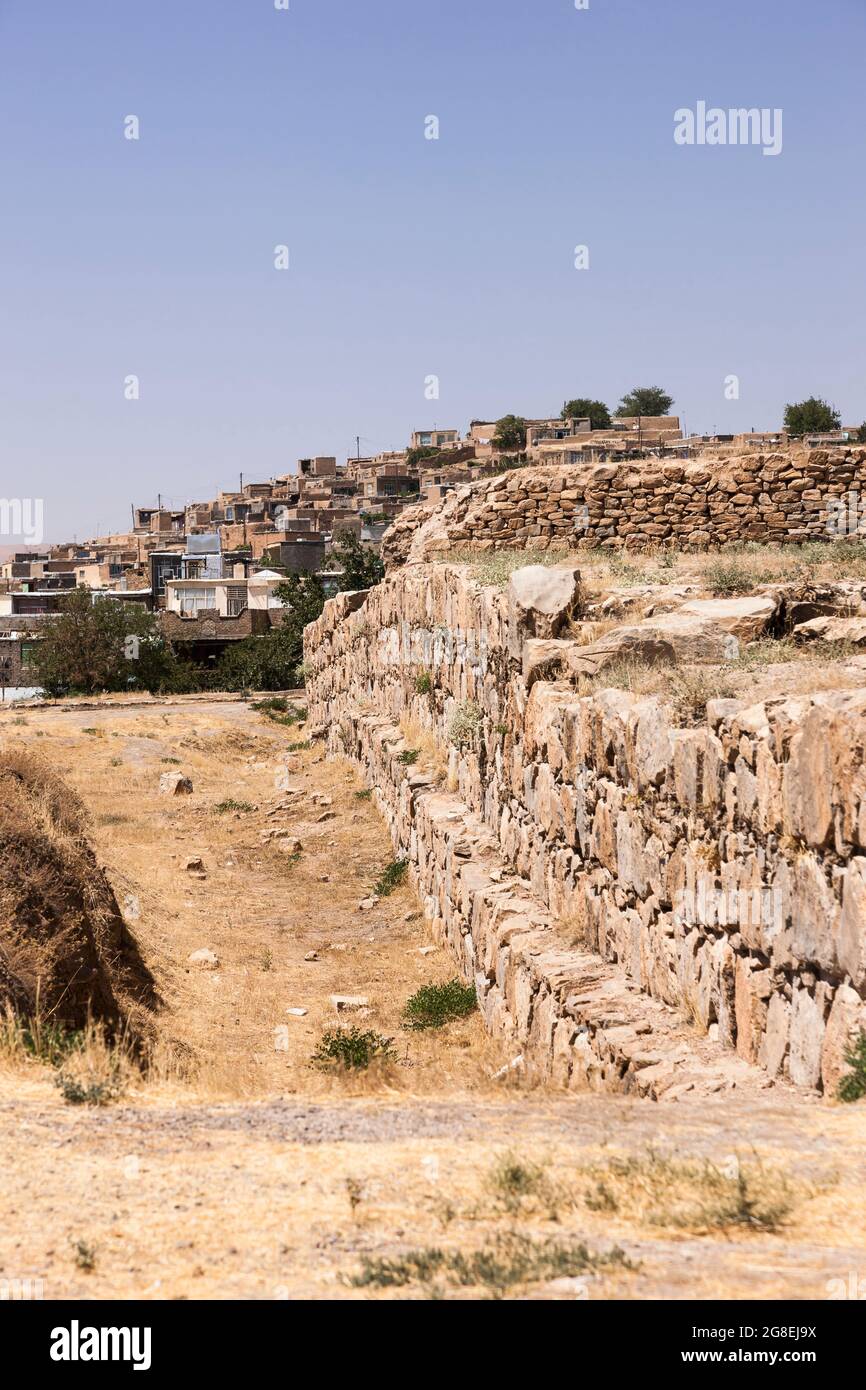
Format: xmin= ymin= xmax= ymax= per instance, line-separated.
xmin=1 ymin=0 xmax=865 ymax=543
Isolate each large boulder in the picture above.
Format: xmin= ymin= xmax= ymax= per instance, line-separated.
xmin=507 ymin=564 xmax=581 ymax=660
xmin=568 ymin=612 xmax=739 ymax=677
xmin=677 ymin=595 xmax=778 ymax=642
xmin=794 ymin=615 xmax=866 ymax=646
xmin=159 ymin=771 xmax=193 ymax=796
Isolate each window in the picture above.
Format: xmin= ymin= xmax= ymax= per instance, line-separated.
xmin=178 ymin=587 xmax=216 ymax=616
xmin=226 ymin=586 xmax=247 ymax=617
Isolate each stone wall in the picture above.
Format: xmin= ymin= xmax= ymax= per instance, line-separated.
xmin=382 ymin=449 xmax=866 ymax=569
xmin=305 ymin=564 xmax=866 ymax=1099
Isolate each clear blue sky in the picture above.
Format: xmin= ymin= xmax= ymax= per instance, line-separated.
xmin=1 ymin=0 xmax=864 ymax=541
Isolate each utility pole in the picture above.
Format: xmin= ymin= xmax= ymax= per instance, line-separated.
xmin=356 ymin=436 xmax=361 ymax=460
xmin=240 ymin=472 xmax=243 ymax=493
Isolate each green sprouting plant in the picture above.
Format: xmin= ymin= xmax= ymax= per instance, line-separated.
xmin=838 ymin=1032 xmax=866 ymax=1102
xmin=72 ymin=1239 xmax=97 ymax=1272
xmin=403 ymin=979 xmax=477 ymax=1031
xmin=311 ymin=1027 xmax=396 ymax=1071
xmin=415 ymin=670 xmax=433 ymax=694
xmin=55 ymin=1072 xmax=123 ymax=1107
xmin=251 ymin=696 xmax=289 ymax=713
xmin=397 ymin=749 xmax=419 ymax=766
xmin=354 ymin=789 xmax=372 ymax=800
xmin=374 ymin=858 xmax=408 ymax=896
xmin=215 ymin=799 xmax=255 ymax=813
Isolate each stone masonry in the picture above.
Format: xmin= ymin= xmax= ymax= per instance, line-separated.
xmin=382 ymin=448 xmax=866 ymax=568
xmin=305 ymin=562 xmax=866 ymax=1100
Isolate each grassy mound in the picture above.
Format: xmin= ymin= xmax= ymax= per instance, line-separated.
xmin=0 ymin=751 xmax=157 ymax=1044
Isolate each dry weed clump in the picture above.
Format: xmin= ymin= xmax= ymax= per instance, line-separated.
xmin=0 ymin=749 xmax=157 ymax=1050
xmin=398 ymin=715 xmax=448 ymax=782
xmin=579 ymin=1150 xmax=796 ymax=1233
xmin=443 ymin=547 xmax=573 ymax=588
xmin=347 ymin=1230 xmax=632 ymax=1297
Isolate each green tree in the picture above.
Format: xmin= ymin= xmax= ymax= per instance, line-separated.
xmin=857 ymin=423 xmax=866 ymax=444
xmin=330 ymin=530 xmax=385 ymax=590
xmin=213 ymin=572 xmax=326 ymax=692
xmin=784 ymin=397 xmax=842 ymax=436
xmin=614 ymin=386 xmax=674 ymax=418
xmin=561 ymin=398 xmax=612 ymax=430
xmin=32 ymin=589 xmax=180 ymax=696
xmin=491 ymin=415 xmax=527 ymax=451
xmin=213 ymin=627 xmax=303 ymax=692
xmin=405 ymin=444 xmax=442 ymax=468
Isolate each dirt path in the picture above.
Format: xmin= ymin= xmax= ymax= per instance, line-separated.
xmin=1 ymin=1079 xmax=864 ymax=1301
xmin=1 ymin=696 xmax=865 ymax=1301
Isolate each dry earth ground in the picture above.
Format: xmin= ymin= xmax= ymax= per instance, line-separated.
xmin=0 ymin=695 xmax=865 ymax=1301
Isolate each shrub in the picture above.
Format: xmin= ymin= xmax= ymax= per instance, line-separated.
xmin=403 ymin=979 xmax=477 ymax=1030
xmin=251 ymin=696 xmax=289 ymax=713
xmin=348 ymin=1232 xmax=631 ymax=1297
xmin=397 ymin=749 xmax=419 ymax=766
xmin=447 ymin=701 xmax=483 ymax=748
xmin=837 ymin=1032 xmax=866 ymax=1102
xmin=55 ymin=1070 xmax=123 ymax=1107
xmin=31 ymin=589 xmax=185 ymax=697
xmin=415 ymin=670 xmax=433 ymax=695
xmin=250 ymin=696 xmax=307 ymax=726
xmin=72 ymin=1239 xmax=97 ymax=1272
xmin=485 ymin=1154 xmax=558 ymax=1215
xmin=214 ymin=799 xmax=255 ymax=814
xmin=374 ymin=858 xmax=408 ymax=896
xmin=0 ymin=1011 xmax=81 ymax=1067
xmin=667 ymin=669 xmax=736 ymax=727
xmin=311 ymin=1027 xmax=396 ymax=1071
xmin=579 ymin=1151 xmax=793 ymax=1233
xmin=705 ymin=558 xmax=765 ymax=595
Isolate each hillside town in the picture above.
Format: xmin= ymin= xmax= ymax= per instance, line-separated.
xmin=3 ymin=402 xmax=864 ymax=698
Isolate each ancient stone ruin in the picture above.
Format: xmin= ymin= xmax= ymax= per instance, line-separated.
xmin=305 ymin=453 xmax=866 ymax=1101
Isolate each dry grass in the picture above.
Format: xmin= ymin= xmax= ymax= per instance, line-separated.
xmin=576 ymin=659 xmax=736 ymax=723
xmin=399 ymin=714 xmax=449 ymax=783
xmin=443 ymin=547 xmax=573 ymax=587
xmin=441 ymin=538 xmax=866 ymax=596
xmin=0 ymin=748 xmax=157 ymax=1043
xmin=577 ymin=1150 xmax=797 ymax=1233
xmin=1 ymin=697 xmax=864 ymax=1301
xmin=0 ymin=698 xmax=506 ymax=1101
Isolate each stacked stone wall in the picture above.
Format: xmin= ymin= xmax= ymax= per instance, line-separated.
xmin=382 ymin=449 xmax=866 ymax=568
xmin=305 ymin=565 xmax=866 ymax=1097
